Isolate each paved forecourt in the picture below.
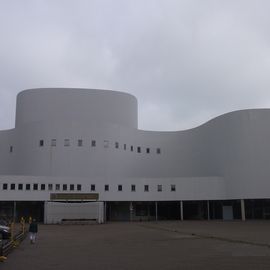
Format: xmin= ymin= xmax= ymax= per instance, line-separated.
xmin=1 ymin=221 xmax=270 ymax=270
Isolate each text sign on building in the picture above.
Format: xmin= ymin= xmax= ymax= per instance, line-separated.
xmin=50 ymin=193 xmax=99 ymax=201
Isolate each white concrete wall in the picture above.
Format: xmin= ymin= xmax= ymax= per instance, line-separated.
xmin=44 ymin=201 xmax=104 ymax=224
xmin=0 ymin=88 xmax=270 ymax=202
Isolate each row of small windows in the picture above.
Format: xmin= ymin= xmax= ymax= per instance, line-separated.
xmin=1 ymin=183 xmax=176 ymax=192
xmin=2 ymin=183 xmax=81 ymax=191
xmin=38 ymin=139 xmax=161 ymax=154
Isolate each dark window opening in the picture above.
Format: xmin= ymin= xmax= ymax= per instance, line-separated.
xmin=78 ymin=139 xmax=83 ymax=147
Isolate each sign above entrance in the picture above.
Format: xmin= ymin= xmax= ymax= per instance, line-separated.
xmin=50 ymin=193 xmax=99 ymax=201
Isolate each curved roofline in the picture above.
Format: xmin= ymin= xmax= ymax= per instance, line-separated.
xmin=138 ymin=108 xmax=270 ymax=134
xmin=17 ymin=88 xmax=138 ymax=103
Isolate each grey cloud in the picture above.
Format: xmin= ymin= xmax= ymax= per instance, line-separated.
xmin=0 ymin=0 xmax=270 ymax=131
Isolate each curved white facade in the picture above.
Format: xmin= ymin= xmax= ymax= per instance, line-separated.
xmin=1 ymin=88 xmax=270 ymax=221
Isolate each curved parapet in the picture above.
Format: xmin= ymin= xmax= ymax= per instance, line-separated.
xmin=15 ymin=88 xmax=138 ymax=129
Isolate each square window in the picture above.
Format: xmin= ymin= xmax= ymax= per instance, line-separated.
xmin=41 ymin=184 xmax=46 ymax=190
xmin=146 ymin=148 xmax=150 ymax=154
xmin=77 ymin=184 xmax=81 ymax=191
xmin=26 ymin=184 xmax=31 ymax=190
xmin=18 ymin=183 xmax=23 ymax=190
xmin=64 ymin=139 xmax=70 ymax=146
xmin=137 ymin=147 xmax=141 ymax=153
xmin=131 ymin=185 xmax=136 ymax=192
xmin=157 ymin=148 xmax=161 ymax=154
xmin=91 ymin=184 xmax=95 ymax=191
xmin=118 ymin=185 xmax=122 ymax=191
xmin=104 ymin=140 xmax=109 ymax=148
xmin=70 ymin=184 xmax=74 ymax=191
xmin=105 ymin=184 xmax=109 ymax=191
xmin=63 ymin=184 xmax=67 ymax=191
xmin=48 ymin=184 xmax=53 ymax=191
xmin=55 ymin=184 xmax=60 ymax=191
xmin=144 ymin=185 xmax=149 ymax=192
xmin=171 ymin=184 xmax=176 ymax=192
xmin=10 ymin=183 xmax=15 ymax=190
xmin=3 ymin=183 xmax=7 ymax=190
xmin=51 ymin=139 xmax=57 ymax=146
xmin=91 ymin=140 xmax=96 ymax=147
xmin=115 ymin=142 xmax=119 ymax=149
xmin=39 ymin=140 xmax=44 ymax=147
xmin=157 ymin=185 xmax=162 ymax=192
xmin=78 ymin=139 xmax=83 ymax=147
xmin=33 ymin=184 xmax=38 ymax=190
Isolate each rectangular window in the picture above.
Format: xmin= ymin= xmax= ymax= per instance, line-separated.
xmin=144 ymin=185 xmax=149 ymax=192
xmin=91 ymin=140 xmax=96 ymax=147
xmin=18 ymin=183 xmax=23 ymax=190
xmin=10 ymin=183 xmax=15 ymax=190
xmin=33 ymin=184 xmax=38 ymax=190
xmin=124 ymin=144 xmax=126 ymax=150
xmin=146 ymin=148 xmax=150 ymax=154
xmin=118 ymin=185 xmax=122 ymax=191
xmin=157 ymin=148 xmax=161 ymax=154
xmin=78 ymin=139 xmax=83 ymax=147
xmin=41 ymin=184 xmax=46 ymax=190
xmin=26 ymin=184 xmax=31 ymax=190
xmin=9 ymin=146 xmax=13 ymax=153
xmin=63 ymin=184 xmax=67 ymax=191
xmin=77 ymin=184 xmax=81 ymax=191
xmin=171 ymin=184 xmax=176 ymax=192
xmin=157 ymin=185 xmax=162 ymax=192
xmin=3 ymin=183 xmax=7 ymax=190
xmin=91 ymin=184 xmax=95 ymax=191
xmin=105 ymin=184 xmax=109 ymax=191
xmin=39 ymin=140 xmax=44 ymax=147
xmin=130 ymin=146 xmax=133 ymax=152
xmin=104 ymin=140 xmax=109 ymax=148
xmin=137 ymin=147 xmax=141 ymax=153
xmin=131 ymin=185 xmax=136 ymax=192
xmin=55 ymin=184 xmax=60 ymax=191
xmin=48 ymin=184 xmax=53 ymax=191
xmin=51 ymin=139 xmax=57 ymax=146
xmin=115 ymin=142 xmax=119 ymax=149
xmin=70 ymin=184 xmax=74 ymax=191
xmin=64 ymin=139 xmax=70 ymax=146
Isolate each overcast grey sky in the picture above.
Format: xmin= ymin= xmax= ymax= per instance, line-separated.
xmin=0 ymin=0 xmax=270 ymax=131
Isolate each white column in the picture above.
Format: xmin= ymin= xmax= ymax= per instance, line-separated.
xmin=207 ymin=200 xmax=210 ymax=220
xmin=13 ymin=201 xmax=16 ymax=222
xmin=155 ymin=202 xmax=158 ymax=221
xmin=241 ymin=199 xmax=246 ymax=221
xmin=180 ymin=201 xmax=184 ymax=221
xmin=129 ymin=202 xmax=133 ymax=222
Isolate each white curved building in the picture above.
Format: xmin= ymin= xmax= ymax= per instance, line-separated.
xmin=1 ymin=88 xmax=270 ymax=223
